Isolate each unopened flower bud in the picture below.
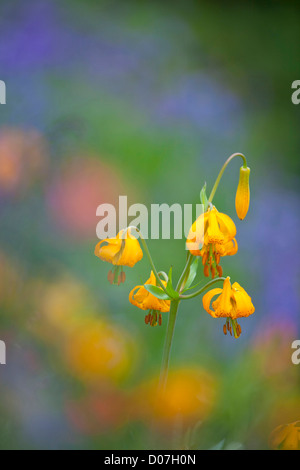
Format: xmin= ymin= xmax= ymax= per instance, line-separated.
xmin=235 ymin=166 xmax=250 ymax=220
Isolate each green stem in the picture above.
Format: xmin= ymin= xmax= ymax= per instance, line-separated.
xmin=128 ymin=227 xmax=169 ymax=296
xmin=180 ymin=277 xmax=225 ymax=300
xmin=158 ymin=254 xmax=194 ymax=390
xmin=176 ymin=252 xmax=193 ymax=292
xmin=159 ymin=299 xmax=180 ymax=390
xmin=208 ymin=153 xmax=247 ymax=204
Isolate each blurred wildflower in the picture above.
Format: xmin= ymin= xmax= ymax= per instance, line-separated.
xmin=47 ymin=157 xmax=124 ymax=240
xmin=252 ymin=320 xmax=298 ymax=381
xmin=64 ymin=317 xmax=135 ymax=385
xmin=0 ymin=127 xmax=47 ymax=195
xmin=187 ymin=207 xmax=237 ymax=279
xmin=67 ymin=387 xmax=129 ymax=436
xmin=235 ymin=166 xmax=250 ymax=220
xmin=30 ymin=277 xmax=135 ymax=385
xmin=129 ymin=271 xmax=170 ymax=326
xmin=95 ymin=228 xmax=143 ymax=285
xmin=29 ymin=277 xmax=97 ymax=339
xmin=134 ymin=368 xmax=217 ymax=428
xmin=202 ymin=277 xmax=255 ymax=338
xmin=269 ymin=421 xmax=300 ymax=450
xmin=0 ymin=251 xmax=23 ymax=313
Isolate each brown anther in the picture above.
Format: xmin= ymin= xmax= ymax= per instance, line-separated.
xmin=204 ymin=265 xmax=210 ymax=277
xmin=211 ymin=266 xmax=216 ymax=279
xmin=117 ymin=274 xmax=122 ymax=286
xmin=202 ymin=252 xmax=208 ymax=266
xmin=145 ymin=314 xmax=150 ymax=325
xmin=226 ymin=320 xmax=230 ymax=332
xmin=229 ymin=326 xmax=233 ymax=336
xmin=158 ymin=313 xmax=162 ymax=326
xmin=215 ymin=254 xmax=220 ymax=265
xmin=107 ymin=270 xmax=114 ymax=284
xmin=120 ymin=271 xmax=126 ymax=284
xmin=237 ymin=324 xmax=242 ymax=336
xmin=217 ymin=265 xmax=223 ymax=277
xmin=223 ymin=324 xmax=227 ymax=335
xmin=150 ymin=312 xmax=157 ymax=327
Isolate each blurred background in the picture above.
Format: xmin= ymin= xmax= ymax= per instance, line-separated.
xmin=0 ymin=0 xmax=299 ymax=450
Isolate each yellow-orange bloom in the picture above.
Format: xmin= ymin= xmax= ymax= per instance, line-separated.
xmin=187 ymin=207 xmax=238 ymax=278
xmin=64 ymin=318 xmax=134 ymax=385
xmin=235 ymin=166 xmax=250 ymax=220
xmin=269 ymin=421 xmax=300 ymax=450
xmin=129 ymin=271 xmax=170 ymax=326
xmin=95 ymin=229 xmax=143 ymax=284
xmin=202 ymin=277 xmax=255 ymax=338
xmin=133 ymin=368 xmax=217 ymax=427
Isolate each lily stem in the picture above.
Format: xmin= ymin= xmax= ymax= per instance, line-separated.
xmin=159 ymin=299 xmax=180 ymax=391
xmin=180 ymin=276 xmax=225 ymax=299
xmin=158 ymin=252 xmax=194 ymax=390
xmin=208 ymin=152 xmax=247 ymax=203
xmin=129 ymin=227 xmax=170 ymax=296
xmin=176 ymin=252 xmax=193 ymax=292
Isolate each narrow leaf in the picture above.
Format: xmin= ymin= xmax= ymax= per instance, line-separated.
xmin=183 ymin=256 xmax=199 ymax=291
xmin=200 ymin=182 xmax=208 ymax=211
xmin=144 ymin=284 xmax=172 ymax=300
xmin=166 ymin=266 xmax=179 ymax=299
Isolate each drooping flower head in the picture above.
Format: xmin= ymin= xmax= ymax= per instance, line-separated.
xmin=129 ymin=271 xmax=170 ymax=326
xmin=269 ymin=421 xmax=300 ymax=450
xmin=187 ymin=207 xmax=238 ymax=278
xmin=95 ymin=228 xmax=143 ymax=285
xmin=202 ymin=276 xmax=255 ymax=338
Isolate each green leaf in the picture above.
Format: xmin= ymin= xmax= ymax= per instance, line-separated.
xmin=200 ymin=182 xmax=208 ymax=211
xmin=143 ymin=284 xmax=172 ymax=300
xmin=183 ymin=279 xmax=203 ymax=292
xmin=183 ymin=256 xmax=199 ymax=291
xmin=165 ymin=266 xmax=179 ymax=299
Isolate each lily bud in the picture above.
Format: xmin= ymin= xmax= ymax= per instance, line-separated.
xmin=235 ymin=166 xmax=250 ymax=220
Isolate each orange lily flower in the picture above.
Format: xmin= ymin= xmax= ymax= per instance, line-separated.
xmin=202 ymin=277 xmax=255 ymax=338
xmin=269 ymin=421 xmax=300 ymax=450
xmin=129 ymin=271 xmax=170 ymax=327
xmin=187 ymin=207 xmax=238 ymax=278
xmin=95 ymin=228 xmax=143 ymax=285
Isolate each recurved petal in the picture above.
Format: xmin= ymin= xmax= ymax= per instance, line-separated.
xmin=143 ymin=294 xmax=170 ymax=312
xmin=187 ymin=213 xmax=207 ymax=245
xmin=129 ymin=285 xmax=148 ymax=310
xmin=95 ymin=238 xmax=122 ymax=264
xmin=145 ymin=271 xmax=158 ymax=286
xmin=202 ymin=288 xmax=223 ymax=318
xmin=129 ymin=272 xmax=171 ymax=312
xmin=216 ymin=211 xmax=236 ymax=241
xmin=118 ymin=236 xmax=143 ymax=267
xmin=212 ymin=277 xmax=233 ymax=317
xmin=206 ymin=209 xmax=225 ymax=244
xmin=232 ymin=282 xmax=255 ymax=318
xmin=216 ymin=238 xmax=238 ymax=257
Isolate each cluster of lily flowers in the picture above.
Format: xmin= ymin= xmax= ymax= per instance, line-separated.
xmin=95 ymin=155 xmax=255 ymax=339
